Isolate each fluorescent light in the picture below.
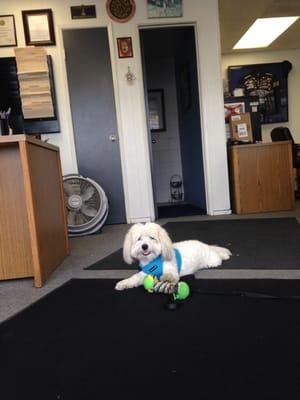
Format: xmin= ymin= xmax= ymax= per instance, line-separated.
xmin=233 ymin=16 xmax=299 ymax=49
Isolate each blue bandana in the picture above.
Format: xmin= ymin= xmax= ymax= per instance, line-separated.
xmin=140 ymin=248 xmax=182 ymax=279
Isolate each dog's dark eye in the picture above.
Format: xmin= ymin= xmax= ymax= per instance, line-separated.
xmin=149 ymin=236 xmax=156 ymax=240
xmin=137 ymin=236 xmax=142 ymax=241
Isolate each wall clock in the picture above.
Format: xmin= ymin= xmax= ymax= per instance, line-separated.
xmin=106 ymin=0 xmax=136 ymax=23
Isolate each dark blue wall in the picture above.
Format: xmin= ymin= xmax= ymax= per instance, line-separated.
xmin=175 ymin=28 xmax=206 ymax=209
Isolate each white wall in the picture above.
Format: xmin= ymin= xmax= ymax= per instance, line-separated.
xmin=222 ymin=49 xmax=300 ymax=143
xmin=0 ymin=0 xmax=231 ymax=221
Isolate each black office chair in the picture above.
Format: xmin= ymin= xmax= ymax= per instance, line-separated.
xmin=270 ymin=126 xmax=300 ymax=195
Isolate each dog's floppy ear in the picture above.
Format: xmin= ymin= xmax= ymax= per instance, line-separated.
xmin=157 ymin=225 xmax=173 ymax=262
xmin=123 ymin=224 xmax=142 ymax=264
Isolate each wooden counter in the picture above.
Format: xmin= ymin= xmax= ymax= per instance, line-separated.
xmin=229 ymin=141 xmax=294 ymax=214
xmin=0 ymin=135 xmax=69 ymax=287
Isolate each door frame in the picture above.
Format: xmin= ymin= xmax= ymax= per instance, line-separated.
xmin=138 ymin=22 xmax=208 ymax=213
xmin=56 ymin=23 xmax=130 ymax=221
xmin=139 ymin=31 xmax=158 ymax=219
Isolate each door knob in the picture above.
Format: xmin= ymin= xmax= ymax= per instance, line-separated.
xmin=109 ymin=134 xmax=117 ymax=142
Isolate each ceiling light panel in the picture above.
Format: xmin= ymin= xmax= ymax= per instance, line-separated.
xmin=233 ymin=16 xmax=299 ymax=49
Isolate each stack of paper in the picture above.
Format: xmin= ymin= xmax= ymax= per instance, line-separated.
xmin=14 ymin=47 xmax=48 ymax=74
xmin=14 ymin=47 xmax=54 ymax=119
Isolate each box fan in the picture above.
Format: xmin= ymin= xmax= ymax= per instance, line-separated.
xmin=63 ymin=174 xmax=108 ymax=236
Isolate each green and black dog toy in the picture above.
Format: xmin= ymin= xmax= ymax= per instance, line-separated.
xmin=143 ymin=275 xmax=190 ymax=301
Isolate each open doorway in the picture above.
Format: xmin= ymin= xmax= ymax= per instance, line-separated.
xmin=140 ymin=26 xmax=207 ymax=219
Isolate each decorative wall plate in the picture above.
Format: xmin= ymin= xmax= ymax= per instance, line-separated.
xmin=106 ymin=0 xmax=136 ymax=23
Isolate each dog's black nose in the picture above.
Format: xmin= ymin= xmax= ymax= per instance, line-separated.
xmin=142 ymin=243 xmax=148 ymax=251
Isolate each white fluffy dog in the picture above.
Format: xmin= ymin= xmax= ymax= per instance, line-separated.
xmin=115 ymin=222 xmax=231 ymax=291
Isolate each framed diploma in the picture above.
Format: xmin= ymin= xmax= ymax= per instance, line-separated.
xmin=0 ymin=15 xmax=17 ymax=47
xmin=22 ymin=9 xmax=56 ymax=46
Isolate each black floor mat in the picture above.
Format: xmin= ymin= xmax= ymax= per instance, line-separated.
xmin=2 ymin=278 xmax=300 ymax=399
xmin=157 ymin=203 xmax=205 ymax=218
xmin=85 ymin=218 xmax=300 ymax=270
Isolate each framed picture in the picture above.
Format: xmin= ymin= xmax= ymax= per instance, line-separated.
xmin=22 ymin=9 xmax=56 ymax=46
xmin=117 ymin=37 xmax=133 ymax=58
xmin=148 ymin=89 xmax=166 ymax=132
xmin=147 ymin=0 xmax=182 ymax=18
xmin=70 ymin=5 xmax=96 ymax=19
xmin=0 ymin=15 xmax=17 ymax=47
xmin=228 ymin=61 xmax=292 ymax=124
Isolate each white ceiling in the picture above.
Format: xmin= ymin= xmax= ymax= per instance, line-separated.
xmin=219 ymin=0 xmax=300 ymax=54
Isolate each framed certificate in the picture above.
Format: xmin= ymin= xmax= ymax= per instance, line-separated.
xmin=0 ymin=15 xmax=17 ymax=47
xmin=22 ymin=9 xmax=56 ymax=46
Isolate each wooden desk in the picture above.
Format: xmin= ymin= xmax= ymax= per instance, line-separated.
xmin=230 ymin=141 xmax=294 ymax=214
xmin=0 ymin=135 xmax=69 ymax=287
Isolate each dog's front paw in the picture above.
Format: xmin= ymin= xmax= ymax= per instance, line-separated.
xmin=160 ymin=272 xmax=179 ymax=284
xmin=221 ymin=248 xmax=232 ymax=260
xmin=115 ymin=279 xmax=131 ymax=291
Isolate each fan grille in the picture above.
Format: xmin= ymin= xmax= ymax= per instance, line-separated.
xmin=63 ymin=174 xmax=108 ymax=236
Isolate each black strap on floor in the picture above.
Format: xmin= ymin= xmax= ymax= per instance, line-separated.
xmin=191 ymin=288 xmax=300 ymax=301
